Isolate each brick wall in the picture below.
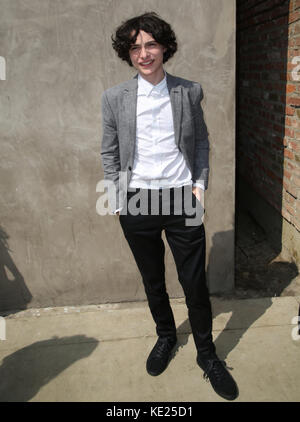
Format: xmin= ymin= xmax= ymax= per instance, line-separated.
xmin=237 ymin=0 xmax=300 ymax=236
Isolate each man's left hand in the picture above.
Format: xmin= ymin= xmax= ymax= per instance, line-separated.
xmin=192 ymin=186 xmax=202 ymax=202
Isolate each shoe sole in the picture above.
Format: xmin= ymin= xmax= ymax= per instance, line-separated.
xmin=146 ymin=368 xmax=165 ymax=376
xmin=210 ymin=384 xmax=239 ymax=401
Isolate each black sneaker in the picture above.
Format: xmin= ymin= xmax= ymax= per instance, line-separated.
xmin=146 ymin=336 xmax=177 ymax=376
xmin=197 ymin=353 xmax=239 ymax=400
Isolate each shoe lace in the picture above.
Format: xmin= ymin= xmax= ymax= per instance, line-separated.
xmin=203 ymin=359 xmax=233 ymax=383
xmin=154 ymin=339 xmax=173 ymax=359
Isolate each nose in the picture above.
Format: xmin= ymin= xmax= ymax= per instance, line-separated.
xmin=140 ymin=45 xmax=149 ymax=59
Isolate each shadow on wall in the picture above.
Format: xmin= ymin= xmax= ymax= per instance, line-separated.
xmin=0 ymin=335 xmax=99 ymax=402
xmin=0 ymin=226 xmax=32 ymax=315
xmin=207 ymin=230 xmax=235 ymax=294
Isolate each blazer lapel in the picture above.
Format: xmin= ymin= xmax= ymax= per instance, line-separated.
xmin=166 ymin=72 xmax=182 ymax=147
xmin=123 ymin=77 xmax=138 ymax=163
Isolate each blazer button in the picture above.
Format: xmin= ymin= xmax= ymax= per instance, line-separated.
xmin=128 ymin=166 xmax=132 ymax=171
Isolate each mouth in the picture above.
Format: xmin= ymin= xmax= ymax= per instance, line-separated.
xmin=139 ymin=60 xmax=154 ymax=68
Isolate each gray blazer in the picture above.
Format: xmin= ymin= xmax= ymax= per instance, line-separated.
xmin=101 ymin=71 xmax=209 ymax=212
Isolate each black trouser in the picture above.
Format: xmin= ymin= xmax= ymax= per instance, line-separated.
xmin=119 ymin=186 xmax=215 ymax=355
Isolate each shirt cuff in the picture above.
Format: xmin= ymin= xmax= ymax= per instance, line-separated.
xmin=192 ymin=182 xmax=205 ymax=191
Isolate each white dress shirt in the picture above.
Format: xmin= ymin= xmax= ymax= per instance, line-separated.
xmin=129 ymin=73 xmax=205 ymax=191
xmin=128 ymin=72 xmax=198 ymax=190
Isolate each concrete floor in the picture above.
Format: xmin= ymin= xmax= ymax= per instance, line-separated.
xmin=0 ymin=295 xmax=299 ymax=402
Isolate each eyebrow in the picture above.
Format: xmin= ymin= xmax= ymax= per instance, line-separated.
xmin=130 ymin=40 xmax=157 ymax=47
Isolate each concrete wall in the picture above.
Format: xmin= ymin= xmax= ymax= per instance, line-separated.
xmin=0 ymin=0 xmax=236 ymax=312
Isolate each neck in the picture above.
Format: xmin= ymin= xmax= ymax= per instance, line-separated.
xmin=139 ymin=68 xmax=165 ymax=86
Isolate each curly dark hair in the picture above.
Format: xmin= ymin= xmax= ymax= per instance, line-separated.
xmin=111 ymin=12 xmax=177 ymax=67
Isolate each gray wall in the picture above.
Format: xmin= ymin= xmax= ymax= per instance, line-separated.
xmin=0 ymin=0 xmax=236 ymax=311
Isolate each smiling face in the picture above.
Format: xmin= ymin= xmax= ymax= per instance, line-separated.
xmin=129 ymin=30 xmax=166 ymax=85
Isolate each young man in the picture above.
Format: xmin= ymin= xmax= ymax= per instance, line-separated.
xmin=101 ymin=12 xmax=238 ymax=401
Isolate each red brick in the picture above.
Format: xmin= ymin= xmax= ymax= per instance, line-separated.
xmin=285 ymin=192 xmax=296 ymax=205
xmin=289 ymin=141 xmax=300 ymax=152
xmin=285 ymin=127 xmax=295 ymax=138
xmin=293 ymin=216 xmax=300 ymax=233
xmin=293 ymin=167 xmax=300 ymax=177
xmin=288 ymin=63 xmax=295 ymax=72
xmin=285 ymin=182 xmax=299 ymax=199
xmin=286 ymin=72 xmax=296 ymax=82
xmin=284 ymin=149 xmax=295 ymax=160
xmin=292 ymin=176 xmax=300 ymax=188
xmin=286 ymin=97 xmax=300 ymax=106
xmin=286 ymin=160 xmax=296 ymax=171
xmin=286 ymin=203 xmax=296 ymax=216
xmin=282 ymin=208 xmax=292 ymax=222
xmin=284 ymin=169 xmax=292 ymax=180
xmin=290 ymin=119 xmax=300 ymax=129
xmin=286 ymin=84 xmax=296 ymax=94
xmin=289 ymin=10 xmax=300 ymax=24
xmin=285 ymin=116 xmax=292 ymax=126
xmin=294 ymin=23 xmax=300 ymax=35
xmin=283 ymin=176 xmax=291 ymax=190
xmin=288 ymin=49 xmax=300 ymax=60
xmin=293 ymin=36 xmax=300 ymax=47
xmin=294 ymin=0 xmax=300 ymax=10
xmin=289 ymin=37 xmax=300 ymax=48
xmin=286 ymin=106 xmax=295 ymax=115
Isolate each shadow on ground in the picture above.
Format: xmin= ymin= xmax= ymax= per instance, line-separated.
xmin=173 ymin=206 xmax=299 ymax=362
xmin=0 ymin=335 xmax=99 ymax=402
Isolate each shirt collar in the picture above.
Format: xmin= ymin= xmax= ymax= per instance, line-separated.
xmin=138 ymin=71 xmax=167 ymax=96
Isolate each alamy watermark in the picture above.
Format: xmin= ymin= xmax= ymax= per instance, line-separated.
xmin=0 ymin=317 xmax=6 ymax=340
xmin=96 ymin=171 xmax=205 ymax=226
xmin=0 ymin=56 xmax=6 ymax=80
xmin=292 ymin=56 xmax=300 ymax=82
xmin=291 ymin=316 xmax=300 ymax=341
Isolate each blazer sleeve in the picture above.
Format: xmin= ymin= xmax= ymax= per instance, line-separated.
xmin=100 ymin=91 xmax=121 ymax=212
xmin=192 ymin=84 xmax=210 ymax=190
